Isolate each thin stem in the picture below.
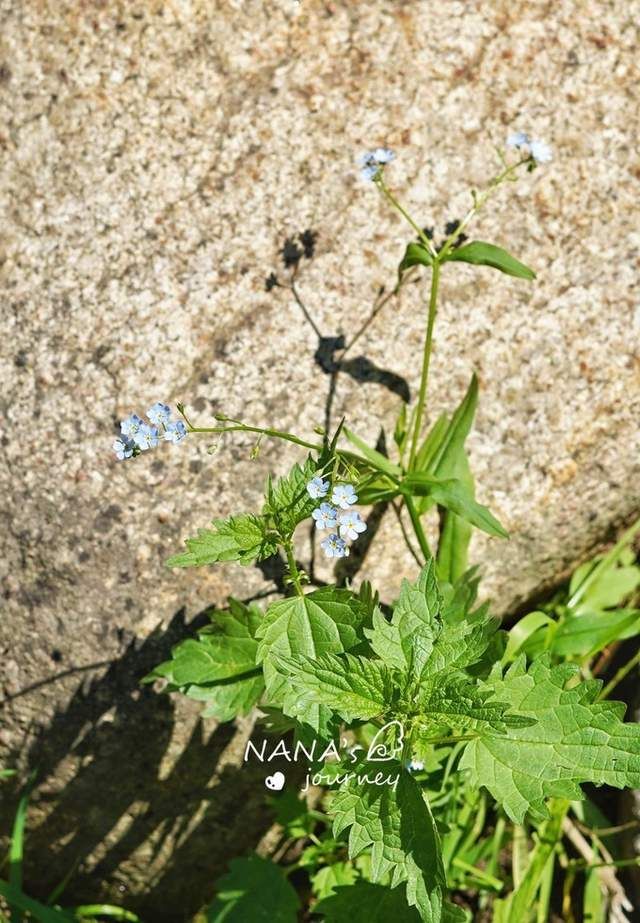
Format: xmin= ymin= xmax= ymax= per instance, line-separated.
xmin=186 ymin=421 xmax=322 ymax=452
xmin=405 ymin=496 xmax=431 ymax=561
xmin=284 ymin=541 xmax=303 ymax=596
xmin=376 ymin=176 xmax=438 ymax=259
xmin=409 ymin=262 xmax=440 ymax=468
xmin=437 ymin=158 xmax=529 ymax=261
xmin=598 ymin=647 xmax=640 ymax=700
xmin=391 ymin=500 xmax=423 ymax=567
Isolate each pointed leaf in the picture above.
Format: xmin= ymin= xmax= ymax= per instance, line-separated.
xmin=443 ymin=241 xmax=535 ymax=280
xmin=167 ymin=513 xmax=277 ymax=567
xmin=278 ymin=652 xmax=392 ymax=722
xmin=330 ymin=767 xmax=464 ymax=922
xmin=402 ymin=475 xmax=508 ymax=539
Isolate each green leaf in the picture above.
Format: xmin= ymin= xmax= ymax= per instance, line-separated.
xmin=256 ymin=588 xmax=366 ymax=665
xmin=147 ymin=600 xmax=261 ymax=684
xmin=436 ymin=451 xmax=474 ymax=585
xmin=343 ymin=426 xmax=402 ymax=477
xmin=167 ymin=513 xmax=277 ymax=568
xmin=278 ymin=652 xmax=392 ymax=722
xmin=314 ymin=881 xmax=422 ymax=922
xmin=459 ymin=655 xmax=640 ymax=823
xmin=366 ymin=561 xmax=441 ymax=677
xmin=207 ymin=855 xmax=300 ymax=923
xmin=569 ymin=557 xmax=640 ymax=614
xmin=551 ymin=608 xmax=640 ymax=657
xmin=417 ymin=675 xmax=534 ymax=734
xmin=443 ymin=241 xmax=535 ymax=280
xmin=414 ymin=414 xmax=449 ymax=475
xmin=256 ymin=588 xmax=367 ymax=732
xmin=430 ymin=375 xmax=478 ymax=479
xmin=263 ymin=456 xmax=319 ymax=536
xmin=420 ymin=612 xmax=501 ymax=680
xmin=329 ymin=767 xmax=465 ymax=922
xmin=398 ymin=241 xmax=434 ymax=278
xmin=146 ymin=600 xmax=265 ymax=722
xmin=402 ymin=475 xmax=508 ymax=539
xmin=184 ymin=673 xmax=264 ymax=722
xmin=311 ymin=862 xmax=359 ymax=900
xmin=0 ymin=882 xmax=74 ymax=923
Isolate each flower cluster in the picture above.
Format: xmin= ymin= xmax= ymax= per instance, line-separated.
xmin=357 ymin=147 xmax=395 ymax=182
xmin=507 ymin=131 xmax=552 ymax=165
xmin=113 ymin=402 xmax=187 ymax=460
xmin=306 ymin=476 xmax=366 ymax=559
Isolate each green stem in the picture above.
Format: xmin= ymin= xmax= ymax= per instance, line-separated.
xmin=284 ymin=541 xmax=303 ymax=596
xmin=598 ymin=647 xmax=640 ymax=700
xmin=376 ymin=177 xmax=438 ymax=259
xmin=186 ymin=421 xmax=321 ymax=452
xmin=437 ymin=158 xmax=528 ymax=261
xmin=409 ymin=262 xmax=441 ymax=469
xmin=405 ymin=496 xmax=432 ymax=561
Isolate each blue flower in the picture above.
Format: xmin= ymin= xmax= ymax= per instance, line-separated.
xmin=307 ymin=476 xmax=330 ymax=500
xmin=147 ymin=402 xmax=172 ymax=425
xmin=331 ymin=483 xmax=358 ymax=509
xmin=120 ymin=413 xmax=144 ymax=437
xmin=133 ymin=423 xmax=159 ymax=450
xmin=164 ymin=420 xmax=187 ymax=444
xmin=320 ymin=533 xmax=350 ymax=559
xmin=507 ymin=131 xmax=552 ymax=165
xmin=357 ymin=148 xmax=395 ymax=182
xmin=506 ymin=130 xmax=530 ymax=149
xmin=312 ymin=502 xmax=338 ymax=530
xmin=338 ymin=510 xmax=366 ymax=541
xmin=529 ymin=139 xmax=552 ymax=164
xmin=113 ymin=437 xmax=135 ymax=460
xmin=373 ymin=147 xmax=395 ymax=164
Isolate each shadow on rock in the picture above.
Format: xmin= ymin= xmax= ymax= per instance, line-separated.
xmin=1 ymin=607 xmax=283 ymax=922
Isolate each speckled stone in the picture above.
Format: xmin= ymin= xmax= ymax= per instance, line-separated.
xmin=1 ymin=0 xmax=639 ymax=913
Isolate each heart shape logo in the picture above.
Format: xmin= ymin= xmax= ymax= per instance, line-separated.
xmin=265 ymin=771 xmax=286 ymax=791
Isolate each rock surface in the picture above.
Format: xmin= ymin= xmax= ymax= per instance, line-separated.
xmin=1 ymin=0 xmax=639 ymax=915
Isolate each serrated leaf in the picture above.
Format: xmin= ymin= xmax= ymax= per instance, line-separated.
xmin=420 ymin=613 xmax=500 ymax=680
xmin=167 ymin=513 xmax=277 ymax=568
xmin=256 ymin=588 xmax=367 ymax=732
xmin=186 ymin=672 xmax=264 ymax=722
xmin=401 ymin=475 xmax=508 ymax=539
xmin=459 ymin=655 xmax=640 ymax=823
xmin=278 ymin=652 xmax=392 ymax=722
xmin=146 ymin=600 xmax=264 ymax=722
xmin=147 ymin=599 xmax=261 ymax=685
xmin=329 ymin=767 xmax=465 ymax=922
xmin=207 ymin=855 xmax=299 ymax=922
xmin=314 ymin=881 xmax=422 ymax=922
xmin=263 ymin=456 xmax=319 ymax=536
xmin=417 ymin=674 xmax=534 ymax=733
xmin=311 ymin=862 xmax=359 ymax=900
xmin=443 ymin=241 xmax=535 ymax=280
xmin=366 ymin=561 xmax=441 ymax=677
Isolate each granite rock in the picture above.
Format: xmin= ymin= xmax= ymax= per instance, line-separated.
xmin=1 ymin=0 xmax=639 ymax=915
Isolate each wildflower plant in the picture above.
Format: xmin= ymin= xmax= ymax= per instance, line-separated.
xmin=112 ymin=137 xmax=640 ymax=921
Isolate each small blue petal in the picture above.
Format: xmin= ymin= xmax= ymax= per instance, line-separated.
xmin=148 ymin=402 xmax=172 ymax=425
